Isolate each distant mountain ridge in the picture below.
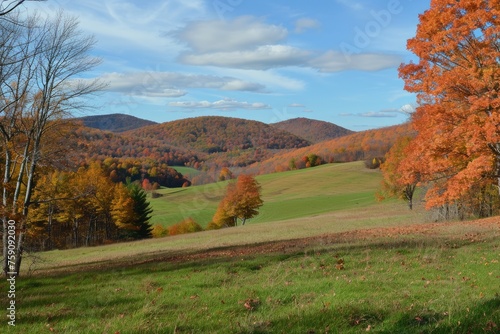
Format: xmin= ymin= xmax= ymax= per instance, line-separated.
xmin=77 ymin=113 xmax=157 ymax=132
xmin=272 ymin=117 xmax=354 ymax=143
xmin=72 ymin=114 xmax=411 ymax=184
xmin=126 ymin=116 xmax=311 ymax=153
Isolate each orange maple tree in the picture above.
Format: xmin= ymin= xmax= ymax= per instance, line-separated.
xmin=379 ymin=136 xmax=418 ymax=210
xmin=398 ymin=0 xmax=500 ymax=208
xmin=210 ymin=174 xmax=263 ymax=228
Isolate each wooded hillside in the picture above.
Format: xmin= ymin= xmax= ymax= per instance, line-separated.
xmin=71 ymin=117 xmax=413 ymax=184
xmin=246 ymin=123 xmax=415 ymax=174
xmin=272 ymin=117 xmax=354 ymax=143
xmin=126 ymin=116 xmax=311 ymax=153
xmin=77 ymin=113 xmax=157 ymax=132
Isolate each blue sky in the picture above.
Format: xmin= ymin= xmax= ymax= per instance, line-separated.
xmin=26 ymin=0 xmax=429 ymax=131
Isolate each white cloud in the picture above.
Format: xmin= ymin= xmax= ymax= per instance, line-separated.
xmin=174 ymin=16 xmax=311 ymax=70
xmin=174 ymin=16 xmax=287 ymax=53
xmin=174 ymin=15 xmax=402 ymax=73
xmin=101 ymin=0 xmax=207 ymax=28
xmin=145 ymin=89 xmax=187 ymax=98
xmin=180 ymin=45 xmax=311 ymax=70
xmin=217 ymin=68 xmax=306 ymax=91
xmin=97 ymin=71 xmax=266 ymax=97
xmin=341 ymin=105 xmax=415 ymax=118
xmin=399 ymin=104 xmax=416 ymax=114
xmin=289 ymin=103 xmax=306 ymax=108
xmin=43 ymin=0 xmax=207 ymax=57
xmin=220 ymin=80 xmax=265 ymax=92
xmin=294 ymin=18 xmax=320 ymax=33
xmin=168 ymin=98 xmax=272 ymax=111
xmin=310 ymin=50 xmax=403 ymax=72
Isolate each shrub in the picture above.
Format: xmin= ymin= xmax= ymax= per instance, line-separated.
xmin=365 ymin=157 xmax=385 ymax=169
xmin=206 ymin=221 xmax=222 ymax=230
xmin=301 ymin=154 xmax=323 ymax=168
xmin=151 ymin=225 xmax=168 ymax=238
xmin=168 ymin=218 xmax=204 ymax=236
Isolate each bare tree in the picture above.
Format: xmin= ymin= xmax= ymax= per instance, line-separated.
xmin=0 ymin=1 xmax=45 ymax=16
xmin=1 ymin=10 xmax=104 ymax=277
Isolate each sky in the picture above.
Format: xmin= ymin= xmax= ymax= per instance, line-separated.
xmin=24 ymin=0 xmax=430 ymax=131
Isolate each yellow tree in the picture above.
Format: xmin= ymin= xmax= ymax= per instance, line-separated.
xmin=111 ymin=183 xmax=136 ymax=232
xmin=29 ymin=171 xmax=70 ymax=250
xmin=379 ymin=136 xmax=418 ymax=210
xmin=211 ymin=175 xmax=263 ymax=228
xmin=52 ymin=163 xmax=115 ymax=247
xmin=111 ymin=183 xmax=153 ymax=239
xmin=211 ymin=182 xmax=238 ymax=228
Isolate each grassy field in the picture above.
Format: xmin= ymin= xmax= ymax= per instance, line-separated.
xmin=151 ymin=162 xmax=385 ymax=227
xmin=171 ymin=166 xmax=202 ymax=179
xmin=3 ymin=219 xmax=499 ymax=333
xmin=1 ymin=161 xmax=498 ymax=333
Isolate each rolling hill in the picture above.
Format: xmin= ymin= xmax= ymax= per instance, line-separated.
xmin=72 ymin=114 xmax=414 ymax=185
xmin=246 ymin=122 xmax=416 ymax=174
xmin=77 ymin=113 xmax=157 ymax=132
xmin=272 ymin=117 xmax=354 ymax=143
xmin=149 ymin=161 xmax=389 ymax=227
xmin=72 ymin=116 xmax=315 ymax=184
xmin=126 ymin=116 xmax=311 ymax=153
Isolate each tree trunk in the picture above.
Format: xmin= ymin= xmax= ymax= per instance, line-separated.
xmin=73 ymin=219 xmax=79 ymax=248
xmin=13 ymin=226 xmax=24 ymax=276
xmin=46 ymin=203 xmax=54 ymax=250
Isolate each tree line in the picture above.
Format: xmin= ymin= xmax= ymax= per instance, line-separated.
xmin=29 ymin=163 xmax=154 ymax=251
xmin=0 ymin=9 xmax=121 ymax=276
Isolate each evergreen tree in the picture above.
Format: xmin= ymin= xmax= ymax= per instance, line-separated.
xmin=113 ymin=183 xmax=153 ymax=240
xmin=129 ymin=184 xmax=153 ymax=239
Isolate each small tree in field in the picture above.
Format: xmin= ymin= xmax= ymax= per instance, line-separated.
xmin=379 ymin=136 xmax=418 ymax=210
xmin=211 ymin=175 xmax=263 ymax=228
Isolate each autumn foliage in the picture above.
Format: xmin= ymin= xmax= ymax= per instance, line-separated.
xmin=379 ymin=137 xmax=417 ymax=210
xmin=27 ymin=163 xmax=155 ymax=250
xmin=167 ymin=218 xmax=203 ymax=236
xmin=272 ymin=117 xmax=354 ymax=143
xmin=398 ymin=0 xmax=500 ymax=209
xmin=246 ymin=123 xmax=414 ymax=175
xmin=209 ymin=175 xmax=263 ymax=229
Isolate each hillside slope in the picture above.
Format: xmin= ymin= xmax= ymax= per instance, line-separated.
xmin=149 ymin=161 xmax=386 ymax=227
xmin=126 ymin=116 xmax=311 ymax=153
xmin=77 ymin=113 xmax=157 ymax=132
xmin=272 ymin=117 xmax=354 ymax=143
xmin=246 ymin=122 xmax=415 ymax=174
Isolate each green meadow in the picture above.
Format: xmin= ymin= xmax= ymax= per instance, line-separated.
xmin=2 ymin=162 xmax=499 ymax=333
xmin=171 ymin=166 xmax=202 ymax=179
xmin=151 ymin=162 xmax=390 ymax=227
